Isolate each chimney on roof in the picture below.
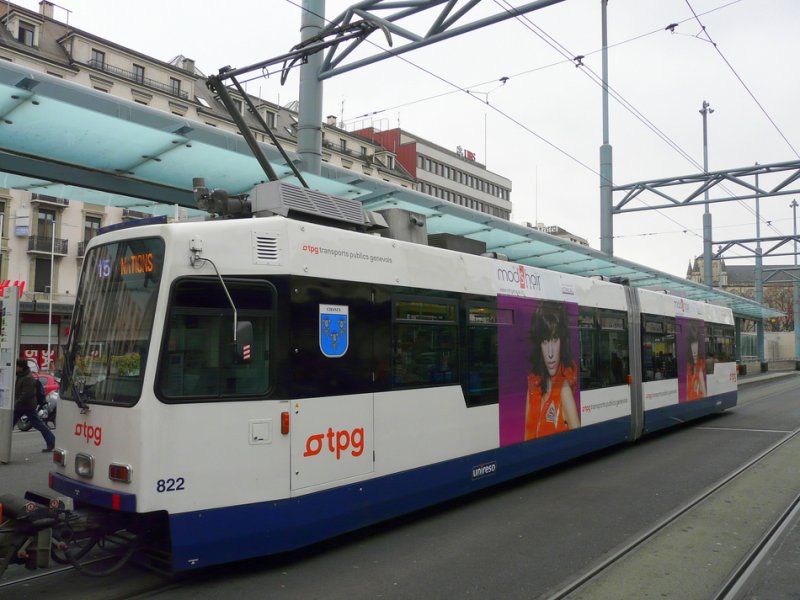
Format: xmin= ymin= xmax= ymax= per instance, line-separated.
xmin=182 ymin=57 xmax=195 ymax=73
xmin=39 ymin=1 xmax=55 ymax=18
xmin=326 ymin=115 xmax=337 ymax=126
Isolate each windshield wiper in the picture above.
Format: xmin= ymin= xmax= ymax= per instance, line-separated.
xmin=62 ymin=351 xmax=90 ymax=413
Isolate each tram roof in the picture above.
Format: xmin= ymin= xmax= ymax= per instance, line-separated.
xmin=0 ymin=61 xmax=779 ymax=321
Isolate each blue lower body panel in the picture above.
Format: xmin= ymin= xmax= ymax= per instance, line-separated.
xmin=644 ymin=390 xmax=737 ymax=434
xmin=168 ymin=417 xmax=631 ymax=571
xmin=50 ymin=471 xmax=137 ymax=512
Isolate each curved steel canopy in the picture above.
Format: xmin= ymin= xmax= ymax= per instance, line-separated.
xmin=0 ymin=60 xmax=778 ymax=320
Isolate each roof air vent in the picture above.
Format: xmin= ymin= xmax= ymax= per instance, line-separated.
xmin=250 ymin=181 xmax=366 ymax=227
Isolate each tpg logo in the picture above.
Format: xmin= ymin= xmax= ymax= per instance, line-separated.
xmin=74 ymin=422 xmax=102 ymax=446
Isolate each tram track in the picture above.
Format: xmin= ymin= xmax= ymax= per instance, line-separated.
xmin=0 ymin=556 xmax=180 ymax=600
xmin=546 ymin=423 xmax=800 ymax=600
xmin=716 ymin=492 xmax=800 ymax=600
xmin=0 ymin=563 xmax=74 ymax=590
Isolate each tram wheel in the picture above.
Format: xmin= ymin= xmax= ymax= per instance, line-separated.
xmin=52 ymin=514 xmax=138 ymax=576
xmin=65 ymin=530 xmax=139 ymax=577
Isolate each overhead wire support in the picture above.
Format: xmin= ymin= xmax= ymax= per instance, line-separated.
xmin=613 ymin=160 xmax=800 ymax=213
xmin=204 ymin=18 xmax=380 ymax=187
xmin=312 ymin=0 xmax=567 ymax=80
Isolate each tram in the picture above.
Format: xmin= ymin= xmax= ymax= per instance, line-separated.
xmin=45 ymin=183 xmax=737 ymax=571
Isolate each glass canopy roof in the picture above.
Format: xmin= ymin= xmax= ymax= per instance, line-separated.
xmin=0 ymin=60 xmax=778 ymax=320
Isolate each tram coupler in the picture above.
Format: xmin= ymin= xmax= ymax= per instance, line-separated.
xmin=0 ymin=491 xmax=71 ymax=571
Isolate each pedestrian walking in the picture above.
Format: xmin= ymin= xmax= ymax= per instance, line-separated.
xmin=13 ymin=358 xmax=55 ymax=452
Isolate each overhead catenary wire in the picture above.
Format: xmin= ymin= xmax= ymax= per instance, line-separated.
xmin=684 ymin=0 xmax=800 ymax=160
xmin=494 ymin=0 xmax=785 ymax=239
xmin=285 ymin=0 xmax=785 ymax=246
xmin=284 ymin=0 xmax=601 ymax=176
xmin=342 ymin=0 xmax=785 ymax=242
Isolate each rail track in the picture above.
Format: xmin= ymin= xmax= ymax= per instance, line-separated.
xmin=546 ymin=424 xmax=800 ymax=600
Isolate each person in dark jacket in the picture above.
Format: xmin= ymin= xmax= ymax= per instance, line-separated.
xmin=14 ymin=358 xmax=55 ymax=452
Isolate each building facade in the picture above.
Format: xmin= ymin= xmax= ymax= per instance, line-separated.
xmin=353 ymin=127 xmax=513 ymax=220
xmin=687 ymin=256 xmax=796 ymax=331
xmin=528 ymin=222 xmax=589 ymax=247
xmin=1 ymin=1 xmax=515 ymax=368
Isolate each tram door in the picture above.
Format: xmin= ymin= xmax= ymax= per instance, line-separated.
xmin=288 ymin=281 xmax=377 ymax=493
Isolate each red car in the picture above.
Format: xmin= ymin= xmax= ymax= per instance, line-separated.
xmin=34 ymin=373 xmax=60 ymax=395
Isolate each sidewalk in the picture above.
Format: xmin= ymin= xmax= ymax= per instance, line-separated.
xmin=738 ymin=366 xmax=799 ymax=386
xmin=0 ymin=426 xmax=56 ymax=499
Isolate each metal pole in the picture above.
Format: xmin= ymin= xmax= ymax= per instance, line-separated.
xmin=0 ymin=286 xmax=21 ymax=464
xmin=599 ymin=0 xmax=613 ymax=254
xmin=298 ymin=0 xmax=325 ymax=175
xmin=700 ymin=101 xmax=714 ymax=286
xmin=755 ymin=169 xmax=765 ymax=370
xmin=46 ymin=223 xmax=54 ymax=371
xmin=792 ymin=198 xmax=800 ymax=362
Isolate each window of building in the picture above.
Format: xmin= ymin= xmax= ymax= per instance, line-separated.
xmin=262 ymin=110 xmax=276 ymax=129
xmin=17 ymin=22 xmax=35 ymax=46
xmin=37 ymin=208 xmax=55 ymax=239
xmin=232 ymin=98 xmax=242 ymax=114
xmin=361 ymin=146 xmax=367 ymax=157
xmin=340 ymin=139 xmax=347 ymax=152
xmin=34 ymin=258 xmax=52 ymax=293
xmin=170 ymin=77 xmax=181 ymax=96
xmin=90 ymin=48 xmax=105 ymax=69
xmin=133 ymin=64 xmax=145 ymax=84
xmin=84 ymin=215 xmax=101 ymax=242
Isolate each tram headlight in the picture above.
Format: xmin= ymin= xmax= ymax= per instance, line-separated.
xmin=75 ymin=453 xmax=95 ymax=478
xmin=108 ymin=463 xmax=132 ymax=484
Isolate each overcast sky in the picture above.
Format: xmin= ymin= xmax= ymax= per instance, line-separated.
xmin=15 ymin=0 xmax=800 ymax=277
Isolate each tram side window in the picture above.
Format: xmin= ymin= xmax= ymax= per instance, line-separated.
xmin=465 ymin=305 xmax=513 ymax=406
xmin=578 ymin=308 xmax=629 ymax=390
xmin=392 ymin=298 xmax=458 ymax=388
xmin=158 ymin=278 xmax=274 ymax=402
xmin=706 ymin=324 xmax=735 ymax=371
xmin=641 ymin=315 xmax=678 ymax=382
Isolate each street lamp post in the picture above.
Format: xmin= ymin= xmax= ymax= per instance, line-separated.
xmin=792 ymin=199 xmax=800 ymax=362
xmin=755 ymin=169 xmax=765 ymax=370
xmin=700 ymin=101 xmax=714 ymax=287
xmin=46 ymin=224 xmax=54 ymax=372
xmin=599 ymin=0 xmax=613 ymax=255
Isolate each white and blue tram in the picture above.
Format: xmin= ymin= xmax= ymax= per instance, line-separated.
xmin=49 ymin=199 xmax=737 ymax=571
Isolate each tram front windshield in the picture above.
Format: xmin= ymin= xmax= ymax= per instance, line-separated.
xmin=64 ymin=237 xmax=164 ymax=406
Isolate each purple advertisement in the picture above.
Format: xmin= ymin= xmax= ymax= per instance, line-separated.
xmin=677 ymin=317 xmax=706 ymax=402
xmin=498 ymin=297 xmax=581 ymax=446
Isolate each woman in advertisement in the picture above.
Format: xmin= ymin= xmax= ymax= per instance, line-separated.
xmin=686 ymin=321 xmax=707 ymax=401
xmin=525 ymin=302 xmax=580 ymax=439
